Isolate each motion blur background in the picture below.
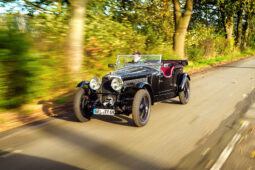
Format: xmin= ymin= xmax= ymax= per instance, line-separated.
xmin=1 ymin=0 xmax=255 ymax=111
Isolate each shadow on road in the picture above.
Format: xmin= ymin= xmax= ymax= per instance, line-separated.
xmin=160 ymin=99 xmax=181 ymax=105
xmin=0 ymin=150 xmax=82 ymax=170
xmin=93 ymin=114 xmax=134 ymax=127
xmin=45 ymin=124 xmax=164 ymax=169
xmin=38 ymin=92 xmax=182 ymax=127
xmin=5 ymin=120 xmax=165 ymax=169
xmin=2 ymin=92 xmax=166 ymax=169
xmin=38 ymin=91 xmax=78 ymax=122
xmin=41 ymin=101 xmax=77 ymax=122
xmin=172 ymin=87 xmax=255 ymax=169
xmin=38 ymin=91 xmax=135 ymax=127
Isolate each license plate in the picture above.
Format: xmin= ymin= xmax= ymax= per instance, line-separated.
xmin=93 ymin=109 xmax=115 ymax=115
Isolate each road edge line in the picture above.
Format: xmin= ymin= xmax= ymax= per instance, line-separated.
xmin=210 ymin=120 xmax=249 ymax=170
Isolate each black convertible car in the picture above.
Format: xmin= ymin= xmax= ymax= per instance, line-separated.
xmin=74 ymin=55 xmax=190 ymax=127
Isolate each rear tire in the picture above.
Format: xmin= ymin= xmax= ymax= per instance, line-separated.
xmin=73 ymin=88 xmax=91 ymax=122
xmin=132 ymin=89 xmax=151 ymax=127
xmin=179 ymin=80 xmax=190 ymax=104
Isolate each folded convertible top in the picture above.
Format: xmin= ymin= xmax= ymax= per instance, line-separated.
xmin=162 ymin=60 xmax=188 ymax=67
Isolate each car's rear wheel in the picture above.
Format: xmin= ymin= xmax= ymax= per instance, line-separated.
xmin=73 ymin=88 xmax=91 ymax=122
xmin=179 ymin=79 xmax=190 ymax=104
xmin=132 ymin=89 xmax=151 ymax=127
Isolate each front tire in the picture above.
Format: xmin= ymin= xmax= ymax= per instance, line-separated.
xmin=73 ymin=88 xmax=91 ymax=122
xmin=179 ymin=79 xmax=190 ymax=104
xmin=132 ymin=89 xmax=151 ymax=127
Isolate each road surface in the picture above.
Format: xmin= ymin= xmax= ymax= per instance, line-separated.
xmin=1 ymin=57 xmax=255 ymax=170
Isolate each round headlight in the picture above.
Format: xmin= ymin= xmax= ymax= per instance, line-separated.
xmin=111 ymin=78 xmax=123 ymax=91
xmin=89 ymin=77 xmax=101 ymax=90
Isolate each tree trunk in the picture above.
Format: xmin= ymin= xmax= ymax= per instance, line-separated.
xmin=173 ymin=28 xmax=187 ymax=59
xmin=67 ymin=0 xmax=87 ymax=80
xmin=172 ymin=0 xmax=193 ymax=59
xmin=242 ymin=2 xmax=252 ymax=49
xmin=220 ymin=4 xmax=234 ymax=41
xmin=236 ymin=2 xmax=244 ymax=47
xmin=225 ymin=16 xmax=234 ymax=41
xmin=236 ymin=11 xmax=243 ymax=47
xmin=243 ymin=20 xmax=250 ymax=48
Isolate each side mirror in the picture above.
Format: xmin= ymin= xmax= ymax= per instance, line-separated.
xmin=108 ymin=64 xmax=115 ymax=68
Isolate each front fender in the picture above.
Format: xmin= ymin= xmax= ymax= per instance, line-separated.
xmin=76 ymin=81 xmax=89 ymax=88
xmin=137 ymin=82 xmax=150 ymax=89
xmin=136 ymin=82 xmax=154 ymax=105
xmin=179 ymin=73 xmax=190 ymax=91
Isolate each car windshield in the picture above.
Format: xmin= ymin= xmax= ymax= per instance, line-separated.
xmin=116 ymin=55 xmax=162 ymax=70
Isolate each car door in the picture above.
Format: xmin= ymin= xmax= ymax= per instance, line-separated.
xmin=159 ymin=74 xmax=172 ymax=93
xmin=158 ymin=69 xmax=176 ymax=100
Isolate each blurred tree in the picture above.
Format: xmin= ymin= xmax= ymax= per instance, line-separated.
xmin=236 ymin=1 xmax=245 ymax=47
xmin=1 ymin=0 xmax=87 ymax=80
xmin=66 ymin=0 xmax=88 ymax=80
xmin=190 ymin=0 xmax=221 ymax=28
xmin=218 ymin=0 xmax=238 ymax=41
xmin=242 ymin=0 xmax=255 ymax=48
xmin=0 ymin=27 xmax=31 ymax=108
xmin=172 ymin=0 xmax=193 ymax=59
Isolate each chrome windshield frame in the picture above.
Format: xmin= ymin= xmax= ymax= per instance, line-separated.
xmin=116 ymin=55 xmax=162 ymax=71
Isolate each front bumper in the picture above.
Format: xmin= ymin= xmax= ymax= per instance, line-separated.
xmin=87 ymin=92 xmax=133 ymax=114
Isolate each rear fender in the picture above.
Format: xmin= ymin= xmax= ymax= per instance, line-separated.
xmin=179 ymin=74 xmax=190 ymax=91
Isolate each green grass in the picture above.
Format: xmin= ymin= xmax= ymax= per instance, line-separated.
xmin=185 ymin=49 xmax=255 ymax=71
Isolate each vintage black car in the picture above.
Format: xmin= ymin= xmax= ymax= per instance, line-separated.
xmin=74 ymin=55 xmax=190 ymax=127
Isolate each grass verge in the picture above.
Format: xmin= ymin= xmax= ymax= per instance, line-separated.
xmin=185 ymin=49 xmax=255 ymax=73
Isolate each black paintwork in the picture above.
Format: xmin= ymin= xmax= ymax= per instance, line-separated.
xmin=77 ymin=60 xmax=190 ymax=115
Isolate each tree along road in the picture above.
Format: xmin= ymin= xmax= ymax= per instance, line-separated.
xmin=0 ymin=57 xmax=255 ymax=170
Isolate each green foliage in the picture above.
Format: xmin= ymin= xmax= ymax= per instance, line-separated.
xmin=248 ymin=34 xmax=255 ymax=49
xmin=84 ymin=14 xmax=147 ymax=77
xmin=1 ymin=0 xmax=255 ymax=111
xmin=27 ymin=9 xmax=70 ymax=52
xmin=187 ymin=48 xmax=204 ymax=61
xmin=0 ymin=16 xmax=66 ymax=109
xmin=186 ymin=24 xmax=226 ymax=61
xmin=0 ymin=29 xmax=31 ymax=108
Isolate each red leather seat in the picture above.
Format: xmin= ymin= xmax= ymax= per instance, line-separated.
xmin=160 ymin=67 xmax=175 ymax=78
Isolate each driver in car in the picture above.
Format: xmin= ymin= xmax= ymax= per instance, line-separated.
xmin=133 ymin=51 xmax=142 ymax=63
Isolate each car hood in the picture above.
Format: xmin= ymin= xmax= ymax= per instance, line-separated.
xmin=104 ymin=66 xmax=158 ymax=80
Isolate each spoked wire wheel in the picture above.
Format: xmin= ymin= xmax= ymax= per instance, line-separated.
xmin=132 ymin=89 xmax=151 ymax=127
xmin=73 ymin=89 xmax=91 ymax=122
xmin=179 ymin=80 xmax=190 ymax=104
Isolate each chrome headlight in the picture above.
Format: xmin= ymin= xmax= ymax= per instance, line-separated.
xmin=111 ymin=78 xmax=123 ymax=91
xmin=89 ymin=77 xmax=101 ymax=90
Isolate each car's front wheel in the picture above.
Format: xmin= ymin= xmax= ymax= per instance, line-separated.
xmin=179 ymin=79 xmax=190 ymax=104
xmin=132 ymin=89 xmax=151 ymax=127
xmin=73 ymin=88 xmax=91 ymax=122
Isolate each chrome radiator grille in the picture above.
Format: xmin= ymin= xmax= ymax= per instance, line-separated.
xmin=101 ymin=77 xmax=114 ymax=93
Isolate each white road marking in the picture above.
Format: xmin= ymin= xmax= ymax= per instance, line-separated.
xmin=240 ymin=121 xmax=249 ymax=130
xmin=210 ymin=120 xmax=249 ymax=170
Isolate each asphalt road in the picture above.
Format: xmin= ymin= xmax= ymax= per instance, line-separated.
xmin=1 ymin=57 xmax=255 ymax=170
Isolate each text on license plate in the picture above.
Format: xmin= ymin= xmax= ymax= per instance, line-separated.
xmin=93 ymin=109 xmax=115 ymax=115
